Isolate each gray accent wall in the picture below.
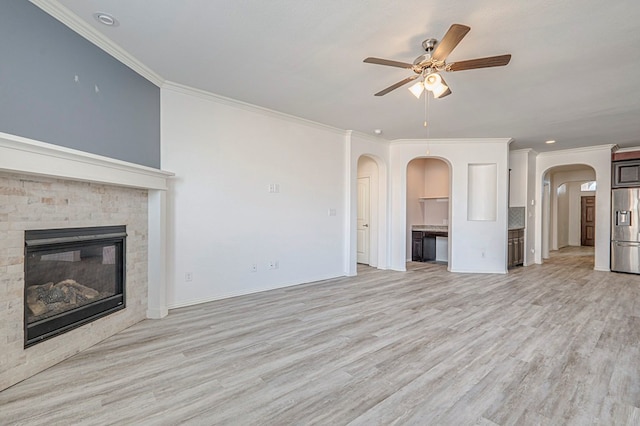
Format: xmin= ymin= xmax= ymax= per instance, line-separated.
xmin=0 ymin=1 xmax=160 ymax=168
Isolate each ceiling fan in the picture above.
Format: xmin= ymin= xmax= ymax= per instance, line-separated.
xmin=364 ymin=24 xmax=511 ymax=98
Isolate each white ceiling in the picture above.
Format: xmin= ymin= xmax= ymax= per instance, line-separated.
xmin=40 ymin=0 xmax=640 ymax=152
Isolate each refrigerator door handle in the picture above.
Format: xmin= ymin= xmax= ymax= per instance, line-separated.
xmin=613 ymin=241 xmax=640 ymax=247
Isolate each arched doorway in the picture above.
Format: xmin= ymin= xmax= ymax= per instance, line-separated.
xmin=534 ymin=145 xmax=613 ymax=271
xmin=357 ymin=155 xmax=380 ymax=266
xmin=541 ymin=164 xmax=596 ymax=263
xmin=406 ymin=157 xmax=451 ymax=267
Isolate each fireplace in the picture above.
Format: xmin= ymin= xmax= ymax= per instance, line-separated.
xmin=24 ymin=226 xmax=127 ymax=347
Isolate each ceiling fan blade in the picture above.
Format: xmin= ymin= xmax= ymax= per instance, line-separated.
xmin=364 ymin=57 xmax=414 ymax=69
xmin=448 ymin=54 xmax=512 ymax=71
xmin=374 ymin=75 xmax=418 ymax=96
xmin=431 ymin=24 xmax=471 ymax=62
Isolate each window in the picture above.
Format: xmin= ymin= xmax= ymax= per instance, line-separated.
xmin=581 ymin=181 xmax=596 ymax=191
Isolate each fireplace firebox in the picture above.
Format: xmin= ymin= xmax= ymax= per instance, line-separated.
xmin=24 ymin=226 xmax=126 ymax=347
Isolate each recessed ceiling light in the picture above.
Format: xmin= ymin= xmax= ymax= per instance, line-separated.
xmin=93 ymin=12 xmax=119 ymax=27
xmin=374 ymin=129 xmax=383 ymax=135
xmin=545 ymin=140 xmax=556 ymax=144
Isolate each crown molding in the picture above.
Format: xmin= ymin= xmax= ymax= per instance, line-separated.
xmin=30 ymin=0 xmax=164 ymax=87
xmin=613 ymin=145 xmax=640 ymax=153
xmin=346 ymin=130 xmax=390 ymax=145
xmin=536 ymin=144 xmax=616 ymax=158
xmin=390 ymin=138 xmax=514 ymax=145
xmin=162 ymin=81 xmax=347 ymax=136
xmin=509 ymin=148 xmax=535 ymax=154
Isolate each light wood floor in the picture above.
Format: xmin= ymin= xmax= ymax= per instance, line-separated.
xmin=3 ymin=247 xmax=640 ymax=425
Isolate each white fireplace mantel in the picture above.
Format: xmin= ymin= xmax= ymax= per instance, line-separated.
xmin=0 ymin=131 xmax=174 ymax=319
xmin=0 ymin=132 xmax=173 ymax=189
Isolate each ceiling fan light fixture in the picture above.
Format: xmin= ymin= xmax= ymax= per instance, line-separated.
xmin=424 ymin=72 xmax=449 ymax=98
xmin=433 ymin=85 xmax=451 ymax=99
xmin=424 ymin=72 xmax=442 ymax=89
xmin=408 ymin=80 xmax=425 ymax=99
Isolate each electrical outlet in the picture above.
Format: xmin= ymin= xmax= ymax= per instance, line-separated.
xmin=268 ymin=260 xmax=279 ymax=270
xmin=268 ymin=183 xmax=280 ymax=193
xmin=250 ymin=264 xmax=257 ymax=272
xmin=185 ymin=272 xmax=193 ymax=282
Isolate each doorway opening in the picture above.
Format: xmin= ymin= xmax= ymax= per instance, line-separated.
xmin=406 ymin=157 xmax=451 ymax=268
xmin=541 ymin=164 xmax=596 ymax=263
xmin=357 ymin=155 xmax=379 ymax=266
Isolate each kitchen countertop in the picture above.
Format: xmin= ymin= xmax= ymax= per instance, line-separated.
xmin=414 ymin=225 xmax=524 ymax=232
xmin=412 ymin=225 xmax=448 ymax=233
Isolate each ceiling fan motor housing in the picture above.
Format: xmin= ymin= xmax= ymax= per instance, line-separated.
xmin=421 ymin=38 xmax=437 ymax=52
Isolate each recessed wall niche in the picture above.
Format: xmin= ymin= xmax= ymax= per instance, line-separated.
xmin=467 ymin=163 xmax=497 ymax=221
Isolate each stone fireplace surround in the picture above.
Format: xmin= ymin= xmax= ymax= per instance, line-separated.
xmin=0 ymin=132 xmax=173 ymax=391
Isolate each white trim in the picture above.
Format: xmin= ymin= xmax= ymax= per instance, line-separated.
xmin=537 ymin=144 xmax=617 ymax=158
xmin=450 ymin=268 xmax=508 ymax=274
xmin=614 ymin=146 xmax=640 ymax=153
xmin=30 ymin=0 xmax=164 ymax=87
xmin=147 ymin=190 xmax=169 ymax=319
xmin=509 ymin=148 xmax=537 ymax=155
xmin=391 ymin=138 xmax=514 ymax=145
xmin=168 ymin=273 xmax=341 ymax=310
xmin=0 ymin=132 xmax=174 ymax=190
xmin=347 ymin=130 xmax=390 ymax=146
xmin=162 ymin=81 xmax=347 ymax=136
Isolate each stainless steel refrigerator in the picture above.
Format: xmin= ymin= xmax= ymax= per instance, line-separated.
xmin=611 ymin=188 xmax=640 ymax=273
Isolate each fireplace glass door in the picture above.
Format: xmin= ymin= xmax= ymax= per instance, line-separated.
xmin=24 ymin=226 xmax=126 ymax=347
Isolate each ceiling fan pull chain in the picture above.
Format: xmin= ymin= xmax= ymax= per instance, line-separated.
xmin=425 ymin=91 xmax=430 ymax=155
xmin=424 ymin=91 xmax=429 ymax=135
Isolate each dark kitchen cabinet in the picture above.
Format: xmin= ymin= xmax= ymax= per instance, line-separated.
xmin=423 ymin=235 xmax=436 ymax=261
xmin=412 ymin=231 xmax=423 ymax=261
xmin=613 ymin=160 xmax=640 ymax=188
xmin=412 ymin=230 xmax=445 ymax=262
xmin=508 ymin=228 xmax=524 ymax=268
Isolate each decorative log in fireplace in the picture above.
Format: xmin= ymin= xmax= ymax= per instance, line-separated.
xmin=24 ymin=226 xmax=126 ymax=347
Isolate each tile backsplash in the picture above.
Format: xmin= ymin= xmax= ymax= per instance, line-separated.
xmin=508 ymin=206 xmax=526 ymax=229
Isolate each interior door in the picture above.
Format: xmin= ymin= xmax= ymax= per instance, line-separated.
xmin=357 ymin=177 xmax=370 ymax=264
xmin=581 ymin=196 xmax=595 ymax=246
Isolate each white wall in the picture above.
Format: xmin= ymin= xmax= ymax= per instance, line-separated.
xmin=423 ymin=199 xmax=449 ymax=225
xmin=535 ymin=145 xmax=614 ymax=271
xmin=390 ymin=138 xmax=512 ymax=274
xmin=556 ymin=183 xmax=569 ymax=248
xmin=162 ymin=84 xmax=347 ymax=307
xmin=423 ymin=158 xmax=449 ymax=198
xmin=509 ymin=150 xmax=528 ymax=207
